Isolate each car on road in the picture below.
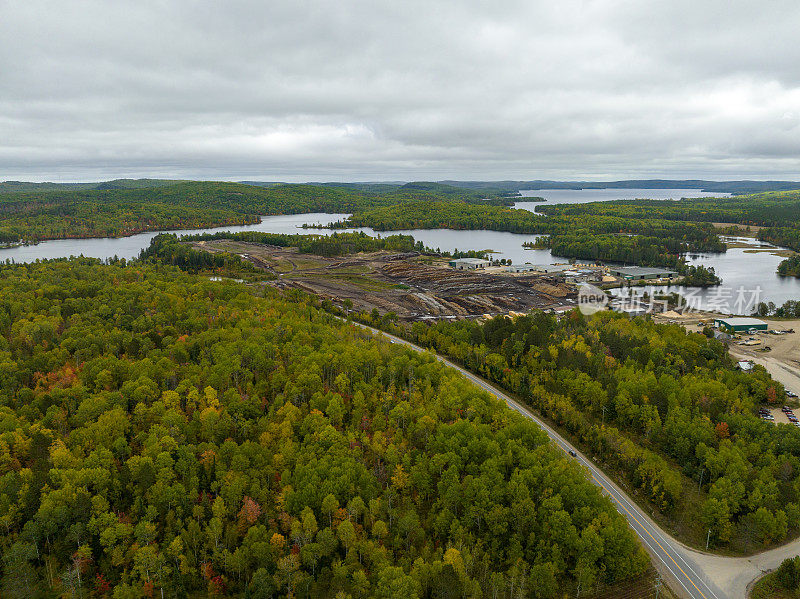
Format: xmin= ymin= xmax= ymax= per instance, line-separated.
xmin=568 ymin=450 xmax=577 ymax=457
xmin=787 ymin=390 xmax=798 ymax=398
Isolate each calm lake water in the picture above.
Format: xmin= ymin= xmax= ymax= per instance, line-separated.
xmin=0 ymin=213 xmax=549 ymax=266
xmin=0 ymin=189 xmax=796 ymax=313
xmin=514 ymin=187 xmax=729 ymax=210
xmin=610 ymin=238 xmax=800 ymax=314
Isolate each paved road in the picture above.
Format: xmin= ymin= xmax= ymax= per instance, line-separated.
xmin=349 ymin=321 xmax=728 ymax=599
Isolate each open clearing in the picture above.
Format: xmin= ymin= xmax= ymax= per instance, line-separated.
xmin=189 ymin=240 xmax=579 ymax=320
xmin=668 ymin=314 xmax=800 ymax=396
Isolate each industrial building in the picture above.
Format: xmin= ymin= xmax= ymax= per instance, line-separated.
xmin=714 ymin=317 xmax=768 ymax=333
xmin=532 ymin=264 xmax=573 ymax=274
xmin=608 ymin=266 xmax=678 ymax=281
xmin=448 ymin=257 xmax=491 ymax=270
xmin=505 ymin=264 xmax=539 ymax=273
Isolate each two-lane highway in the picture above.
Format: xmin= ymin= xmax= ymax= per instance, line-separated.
xmin=349 ymin=321 xmax=727 ymax=599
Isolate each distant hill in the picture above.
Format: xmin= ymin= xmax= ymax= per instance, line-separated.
xmin=7 ymin=177 xmax=799 ymax=196
xmin=243 ymin=180 xmax=511 ymax=200
xmin=438 ymin=179 xmax=800 ymax=195
xmin=0 ymin=178 xmax=185 ymax=193
xmin=243 ymin=179 xmax=800 ymax=196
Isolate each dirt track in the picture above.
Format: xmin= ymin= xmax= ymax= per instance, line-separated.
xmin=190 ymin=240 xmax=578 ymax=320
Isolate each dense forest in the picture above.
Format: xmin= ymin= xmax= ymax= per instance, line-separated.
xmin=0 ymin=181 xmax=508 ymax=244
xmin=0 ymin=259 xmax=649 ymax=598
xmin=768 ymin=230 xmax=800 ymax=278
xmin=759 ymin=227 xmax=800 ymax=253
xmin=778 ymin=255 xmax=800 ymax=278
xmin=138 ymin=234 xmax=264 ymax=277
xmin=535 ymin=190 xmax=800 ymax=227
xmin=353 ymin=309 xmax=799 ymax=553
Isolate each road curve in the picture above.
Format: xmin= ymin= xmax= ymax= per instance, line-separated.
xmin=348 ymin=321 xmax=728 ymax=599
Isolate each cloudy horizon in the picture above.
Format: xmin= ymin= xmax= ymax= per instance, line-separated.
xmin=2 ymin=1 xmax=800 ymax=183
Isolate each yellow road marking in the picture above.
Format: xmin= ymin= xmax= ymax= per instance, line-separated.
xmin=589 ymin=473 xmax=708 ymax=599
xmin=499 ymin=393 xmax=709 ymax=598
xmin=375 ymin=326 xmax=712 ymax=599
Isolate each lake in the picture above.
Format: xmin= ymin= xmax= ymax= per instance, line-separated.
xmin=610 ymin=237 xmax=800 ymax=314
xmin=0 ymin=188 xmax=796 ymax=313
xmin=513 ymin=187 xmax=729 ymax=210
xmin=0 ymin=213 xmax=549 ymax=266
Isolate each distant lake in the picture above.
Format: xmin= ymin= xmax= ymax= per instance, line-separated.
xmin=0 ymin=188 xmax=795 ymax=313
xmin=513 ymin=187 xmax=730 ymax=210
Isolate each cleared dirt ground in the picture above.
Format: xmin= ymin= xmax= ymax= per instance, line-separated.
xmin=191 ymin=240 xmax=578 ymax=320
xmin=664 ymin=312 xmax=800 ymax=395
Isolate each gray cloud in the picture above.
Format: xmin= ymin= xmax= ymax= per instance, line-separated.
xmin=1 ymin=0 xmax=799 ymax=181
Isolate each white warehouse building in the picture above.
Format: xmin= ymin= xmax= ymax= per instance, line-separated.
xmin=449 ymin=258 xmax=491 ymax=270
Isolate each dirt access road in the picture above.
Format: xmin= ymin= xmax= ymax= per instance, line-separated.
xmin=730 ymin=318 xmax=800 ymax=395
xmin=672 ymin=315 xmax=800 ymax=394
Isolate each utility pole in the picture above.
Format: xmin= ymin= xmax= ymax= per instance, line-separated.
xmin=706 ymin=528 xmax=711 ymax=550
xmin=698 ymin=468 xmax=705 ymax=491
xmin=602 ymin=405 xmax=606 ymax=426
xmin=654 ymin=573 xmax=662 ymax=599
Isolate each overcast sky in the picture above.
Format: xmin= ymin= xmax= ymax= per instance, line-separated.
xmin=2 ymin=1 xmax=800 ymax=182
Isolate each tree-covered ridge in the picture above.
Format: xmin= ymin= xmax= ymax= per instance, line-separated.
xmin=759 ymin=227 xmax=800 ymax=252
xmin=0 ymin=260 xmax=647 ymax=598
xmin=536 ymin=190 xmax=800 ymax=227
xmin=760 ymin=228 xmax=800 ymax=278
xmin=440 ymin=180 xmax=800 ymax=195
xmin=0 ymin=182 xmax=370 ymax=242
xmin=0 ymin=179 xmax=186 ymax=194
xmin=0 ymin=181 xmax=512 ymax=244
xmin=356 ymin=310 xmax=797 ymax=552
